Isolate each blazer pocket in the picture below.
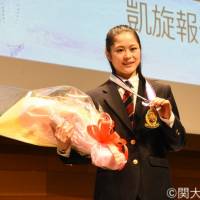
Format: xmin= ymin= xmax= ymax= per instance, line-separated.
xmin=148 ymin=156 xmax=169 ymax=168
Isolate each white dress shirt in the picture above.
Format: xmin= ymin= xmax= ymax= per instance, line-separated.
xmin=115 ymin=73 xmax=139 ymax=111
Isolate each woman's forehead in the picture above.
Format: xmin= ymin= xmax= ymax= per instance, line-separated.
xmin=113 ymin=32 xmax=139 ymax=46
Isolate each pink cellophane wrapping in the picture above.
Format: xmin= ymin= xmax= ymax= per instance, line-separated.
xmin=0 ymin=86 xmax=128 ymax=170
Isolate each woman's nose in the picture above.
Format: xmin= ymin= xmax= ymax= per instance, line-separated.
xmin=124 ymin=50 xmax=132 ymax=59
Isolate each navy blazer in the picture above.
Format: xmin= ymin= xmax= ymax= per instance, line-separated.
xmin=86 ymin=77 xmax=186 ymax=200
xmin=59 ymin=76 xmax=186 ymax=200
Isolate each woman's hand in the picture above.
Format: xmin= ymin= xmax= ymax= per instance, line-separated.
xmin=150 ymin=97 xmax=172 ymax=120
xmin=53 ymin=120 xmax=74 ymax=152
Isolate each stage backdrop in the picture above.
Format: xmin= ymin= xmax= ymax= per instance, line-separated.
xmin=0 ymin=0 xmax=200 ymax=134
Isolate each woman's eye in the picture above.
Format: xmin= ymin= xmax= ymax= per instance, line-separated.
xmin=115 ymin=49 xmax=124 ymax=53
xmin=130 ymin=47 xmax=137 ymax=52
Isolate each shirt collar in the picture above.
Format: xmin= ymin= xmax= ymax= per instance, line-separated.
xmin=110 ymin=73 xmax=139 ymax=88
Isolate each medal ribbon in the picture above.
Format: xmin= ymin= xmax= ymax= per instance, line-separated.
xmin=109 ymin=74 xmax=156 ymax=105
xmin=145 ymin=80 xmax=156 ymax=101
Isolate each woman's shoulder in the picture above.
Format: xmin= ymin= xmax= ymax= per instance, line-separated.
xmin=147 ymin=78 xmax=171 ymax=91
xmin=86 ymin=80 xmax=111 ymax=96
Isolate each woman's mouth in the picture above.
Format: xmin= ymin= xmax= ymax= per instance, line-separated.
xmin=123 ymin=61 xmax=135 ymax=66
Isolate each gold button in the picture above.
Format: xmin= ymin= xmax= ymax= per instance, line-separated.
xmin=176 ymin=129 xmax=180 ymax=135
xmin=130 ymin=139 xmax=136 ymax=145
xmin=132 ymin=159 xmax=138 ymax=165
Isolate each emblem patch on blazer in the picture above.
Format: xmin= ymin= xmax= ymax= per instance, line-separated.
xmin=144 ymin=108 xmax=160 ymax=128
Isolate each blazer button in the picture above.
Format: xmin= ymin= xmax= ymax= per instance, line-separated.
xmin=132 ymin=159 xmax=138 ymax=165
xmin=130 ymin=139 xmax=136 ymax=145
xmin=176 ymin=129 xmax=180 ymax=135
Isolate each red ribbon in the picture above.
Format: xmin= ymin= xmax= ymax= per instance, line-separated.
xmin=87 ymin=112 xmax=128 ymax=160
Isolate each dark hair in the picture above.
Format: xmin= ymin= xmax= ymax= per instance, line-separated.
xmin=105 ymin=24 xmax=142 ymax=75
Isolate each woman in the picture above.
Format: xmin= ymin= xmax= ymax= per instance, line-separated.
xmin=57 ymin=25 xmax=186 ymax=200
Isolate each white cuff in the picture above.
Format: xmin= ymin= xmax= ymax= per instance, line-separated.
xmin=160 ymin=112 xmax=175 ymax=128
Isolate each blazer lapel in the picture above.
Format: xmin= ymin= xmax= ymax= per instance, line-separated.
xmin=134 ymin=79 xmax=146 ymax=118
xmin=101 ymin=81 xmax=133 ymax=132
xmin=134 ymin=77 xmax=149 ymax=130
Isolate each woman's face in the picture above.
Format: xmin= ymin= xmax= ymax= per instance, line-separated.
xmin=106 ymin=31 xmax=141 ymax=79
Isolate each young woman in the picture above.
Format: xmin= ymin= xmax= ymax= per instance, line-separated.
xmin=57 ymin=25 xmax=186 ymax=200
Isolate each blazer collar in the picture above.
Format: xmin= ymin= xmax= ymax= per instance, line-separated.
xmin=134 ymin=77 xmax=148 ymax=126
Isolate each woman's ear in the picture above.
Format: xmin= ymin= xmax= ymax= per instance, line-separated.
xmin=105 ymin=49 xmax=112 ymax=62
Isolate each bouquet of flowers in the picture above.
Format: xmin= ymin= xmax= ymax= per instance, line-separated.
xmin=0 ymin=86 xmax=128 ymax=170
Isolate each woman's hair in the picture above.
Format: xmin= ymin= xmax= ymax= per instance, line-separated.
xmin=105 ymin=24 xmax=142 ymax=75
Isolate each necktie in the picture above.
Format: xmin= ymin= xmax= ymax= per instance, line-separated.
xmin=122 ymin=81 xmax=135 ymax=127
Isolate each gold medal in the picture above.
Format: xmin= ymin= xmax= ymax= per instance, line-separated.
xmin=144 ymin=108 xmax=160 ymax=128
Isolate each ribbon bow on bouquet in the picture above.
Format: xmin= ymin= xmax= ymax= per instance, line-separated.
xmin=87 ymin=112 xmax=128 ymax=170
xmin=0 ymin=86 xmax=128 ymax=170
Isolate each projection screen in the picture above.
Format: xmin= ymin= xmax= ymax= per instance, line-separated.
xmin=0 ymin=0 xmax=200 ymax=134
